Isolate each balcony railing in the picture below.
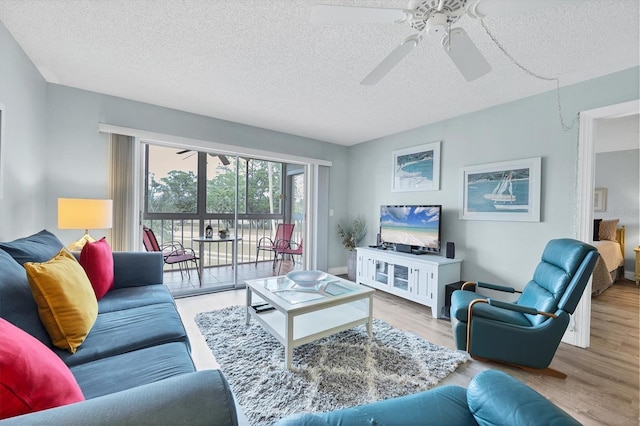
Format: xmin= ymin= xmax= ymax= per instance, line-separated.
xmin=143 ymin=218 xmax=304 ymax=272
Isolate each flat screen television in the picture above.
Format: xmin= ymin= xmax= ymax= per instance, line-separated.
xmin=380 ymin=205 xmax=442 ymax=254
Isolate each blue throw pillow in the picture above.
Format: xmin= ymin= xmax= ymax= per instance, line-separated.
xmin=0 ymin=230 xmax=64 ymax=265
xmin=0 ymin=249 xmax=52 ymax=346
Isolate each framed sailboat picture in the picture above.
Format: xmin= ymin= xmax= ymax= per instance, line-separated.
xmin=460 ymin=157 xmax=541 ymax=222
xmin=392 ymin=141 xmax=441 ymax=192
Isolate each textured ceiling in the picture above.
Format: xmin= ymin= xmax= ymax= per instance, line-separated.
xmin=0 ymin=0 xmax=638 ymax=145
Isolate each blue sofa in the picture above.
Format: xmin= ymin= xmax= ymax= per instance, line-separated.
xmin=275 ymin=369 xmax=579 ymax=426
xmin=0 ymin=230 xmax=238 ymax=425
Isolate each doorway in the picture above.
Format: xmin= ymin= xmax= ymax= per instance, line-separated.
xmin=572 ymin=99 xmax=640 ymax=348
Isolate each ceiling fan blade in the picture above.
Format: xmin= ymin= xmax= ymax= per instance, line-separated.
xmin=176 ymin=149 xmax=191 ymax=155
xmin=311 ymin=5 xmax=409 ymax=24
xmin=205 ymin=153 xmax=231 ymax=165
xmin=441 ymin=28 xmax=491 ymax=82
xmin=218 ymin=155 xmax=230 ymax=166
xmin=466 ymin=0 xmax=580 ymax=19
xmin=361 ymin=35 xmax=421 ymax=86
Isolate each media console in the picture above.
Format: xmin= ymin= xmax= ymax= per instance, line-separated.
xmin=356 ymin=247 xmax=462 ymax=318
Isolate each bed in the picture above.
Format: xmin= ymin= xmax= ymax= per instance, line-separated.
xmin=591 ymin=219 xmax=625 ymax=296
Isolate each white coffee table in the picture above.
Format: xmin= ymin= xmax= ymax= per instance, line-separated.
xmin=245 ymin=273 xmax=375 ymax=369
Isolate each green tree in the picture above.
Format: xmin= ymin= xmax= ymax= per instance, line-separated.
xmin=146 ymin=155 xmax=283 ymax=217
xmin=206 ymin=161 xmax=246 ymax=213
xmin=247 ymin=159 xmax=282 ymax=214
xmin=148 ymin=170 xmax=197 ymax=213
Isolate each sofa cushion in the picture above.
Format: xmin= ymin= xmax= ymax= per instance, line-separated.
xmin=25 ymin=249 xmax=98 ymax=353
xmin=55 ymin=302 xmax=190 ymax=367
xmin=79 ymin=237 xmax=114 ymax=300
xmin=0 ymin=318 xmax=84 ymax=420
xmin=0 ymin=229 xmax=64 ymax=265
xmin=0 ymin=249 xmax=52 ymax=345
xmin=97 ymin=284 xmax=176 ymax=314
xmin=70 ymin=342 xmax=195 ymax=399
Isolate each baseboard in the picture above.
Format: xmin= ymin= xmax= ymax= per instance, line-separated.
xmin=328 ymin=266 xmax=347 ymax=276
xmin=624 ymin=270 xmax=635 ymax=281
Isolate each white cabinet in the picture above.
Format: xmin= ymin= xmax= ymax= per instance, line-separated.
xmin=356 ymin=247 xmax=462 ymax=318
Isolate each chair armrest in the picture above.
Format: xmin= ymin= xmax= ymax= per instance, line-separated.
xmin=461 ymin=281 xmax=477 ymax=291
xmin=287 ymin=240 xmax=301 ymax=250
xmin=0 ymin=370 xmax=238 ymax=426
xmin=487 ymin=298 xmax=557 ymax=318
xmin=257 ymin=236 xmax=274 ymax=247
xmin=163 ymin=246 xmax=197 ymax=258
xmin=113 ymin=251 xmax=164 ymax=288
xmin=477 ymin=281 xmax=518 ymax=293
xmin=160 ymin=241 xmax=184 ymax=251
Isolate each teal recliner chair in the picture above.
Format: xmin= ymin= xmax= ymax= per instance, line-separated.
xmin=450 ymin=238 xmax=599 ymax=378
xmin=274 ymin=370 xmax=580 ymax=425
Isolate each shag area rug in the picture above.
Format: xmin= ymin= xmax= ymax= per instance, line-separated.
xmin=195 ymin=305 xmax=468 ymax=426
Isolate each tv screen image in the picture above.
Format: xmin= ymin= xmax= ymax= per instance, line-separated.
xmin=380 ymin=205 xmax=441 ymax=253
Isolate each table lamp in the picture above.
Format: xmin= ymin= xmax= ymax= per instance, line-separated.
xmin=58 ymin=198 xmax=113 ymax=251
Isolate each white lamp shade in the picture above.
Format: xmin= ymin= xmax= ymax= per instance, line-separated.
xmin=58 ymin=198 xmax=113 ymax=230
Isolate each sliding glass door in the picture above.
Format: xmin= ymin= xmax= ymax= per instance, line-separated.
xmin=142 ymin=143 xmax=306 ymax=295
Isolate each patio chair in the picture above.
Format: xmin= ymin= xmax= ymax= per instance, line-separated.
xmin=142 ymin=226 xmax=201 ymax=285
xmin=255 ymin=223 xmax=295 ymax=269
xmin=277 ymin=239 xmax=303 ymax=274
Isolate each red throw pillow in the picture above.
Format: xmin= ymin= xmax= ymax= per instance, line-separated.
xmin=0 ymin=318 xmax=85 ymax=419
xmin=79 ymin=237 xmax=114 ymax=300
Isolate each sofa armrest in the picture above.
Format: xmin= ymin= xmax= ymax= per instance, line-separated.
xmin=467 ymin=370 xmax=579 ymax=426
xmin=0 ymin=370 xmax=238 ymax=426
xmin=113 ymin=251 xmax=164 ymax=288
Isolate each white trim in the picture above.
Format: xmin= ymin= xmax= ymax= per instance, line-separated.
xmin=308 ymin=163 xmax=316 ymax=270
xmin=97 ymin=123 xmax=332 ymax=167
xmin=0 ymin=103 xmax=5 ymax=200
xmin=570 ymin=99 xmax=639 ymax=348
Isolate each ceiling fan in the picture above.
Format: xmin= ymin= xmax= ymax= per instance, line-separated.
xmin=311 ymin=0 xmax=574 ymax=85
xmin=176 ymin=150 xmax=230 ymax=165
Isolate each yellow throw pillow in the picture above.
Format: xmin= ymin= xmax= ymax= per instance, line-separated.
xmin=25 ymin=248 xmax=98 ymax=353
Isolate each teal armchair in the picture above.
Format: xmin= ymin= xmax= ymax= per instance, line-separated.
xmin=450 ymin=239 xmax=599 ymax=378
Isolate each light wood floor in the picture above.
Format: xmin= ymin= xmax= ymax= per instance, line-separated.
xmin=175 ymin=279 xmax=639 ymax=426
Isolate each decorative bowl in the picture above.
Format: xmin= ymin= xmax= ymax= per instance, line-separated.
xmin=286 ymin=270 xmax=327 ymax=287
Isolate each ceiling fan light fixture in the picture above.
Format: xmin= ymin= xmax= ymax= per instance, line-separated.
xmin=425 ymin=12 xmax=448 ymax=36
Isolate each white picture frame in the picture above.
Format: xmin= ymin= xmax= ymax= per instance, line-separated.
xmin=460 ymin=157 xmax=542 ymax=222
xmin=391 ymin=141 xmax=440 ymax=192
xmin=593 ymin=187 xmax=607 ymax=212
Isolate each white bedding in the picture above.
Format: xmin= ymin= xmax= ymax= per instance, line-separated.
xmin=593 ymin=240 xmax=624 ymax=272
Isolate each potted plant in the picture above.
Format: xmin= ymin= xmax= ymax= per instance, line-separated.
xmin=218 ymin=228 xmax=228 ymax=239
xmin=337 ymin=215 xmax=367 ymax=280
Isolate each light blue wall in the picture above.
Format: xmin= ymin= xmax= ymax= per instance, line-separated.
xmin=595 ymin=148 xmax=640 ymax=273
xmin=2 ymin=14 xmax=638 ymax=277
xmin=347 ymin=67 xmax=639 ymax=287
xmin=44 ymin=84 xmax=350 ymax=266
xmin=0 ymin=22 xmax=48 ymax=240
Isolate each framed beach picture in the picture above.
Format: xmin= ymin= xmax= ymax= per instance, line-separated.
xmin=460 ymin=157 xmax=541 ymax=222
xmin=392 ymin=141 xmax=440 ymax=192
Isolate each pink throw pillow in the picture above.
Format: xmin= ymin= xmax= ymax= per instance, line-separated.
xmin=0 ymin=318 xmax=85 ymax=419
xmin=79 ymin=237 xmax=114 ymax=300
